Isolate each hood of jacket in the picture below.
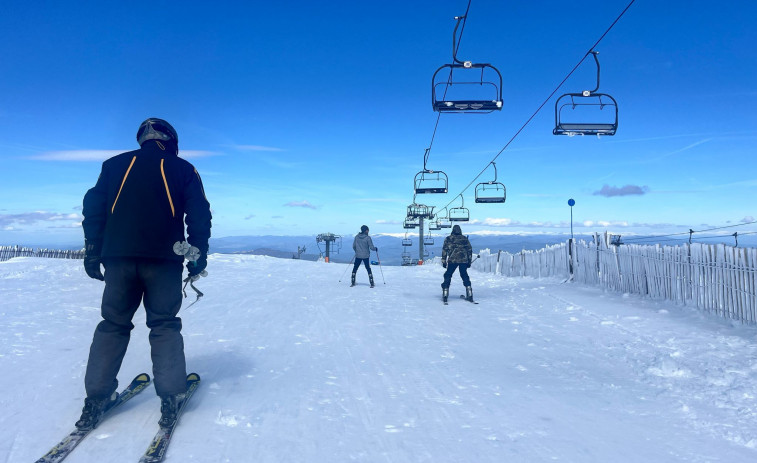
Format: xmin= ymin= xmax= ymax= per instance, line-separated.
xmin=451 ymin=224 xmax=462 ymax=235
xmin=142 ymin=139 xmax=178 ymax=157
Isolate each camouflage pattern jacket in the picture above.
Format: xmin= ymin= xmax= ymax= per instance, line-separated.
xmin=442 ymin=230 xmax=472 ymax=264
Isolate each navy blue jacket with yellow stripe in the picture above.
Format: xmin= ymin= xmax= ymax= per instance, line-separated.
xmin=82 ymin=139 xmax=212 ymax=261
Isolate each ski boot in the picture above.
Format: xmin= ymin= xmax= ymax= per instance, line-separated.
xmin=465 ymin=286 xmax=474 ymax=303
xmin=442 ymin=288 xmax=449 ymax=304
xmin=350 ymin=273 xmax=356 ymax=287
xmin=75 ymin=391 xmax=118 ymax=430
xmin=159 ymin=392 xmax=186 ymax=428
xmin=369 ymin=274 xmax=375 ymax=288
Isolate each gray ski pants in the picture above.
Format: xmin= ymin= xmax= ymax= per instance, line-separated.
xmin=84 ymin=258 xmax=187 ymax=398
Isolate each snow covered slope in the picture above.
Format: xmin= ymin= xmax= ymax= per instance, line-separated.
xmin=2 ymin=255 xmax=756 ymax=462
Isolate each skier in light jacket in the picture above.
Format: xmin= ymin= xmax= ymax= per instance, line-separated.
xmin=351 ymin=225 xmax=377 ymax=287
xmin=441 ymin=224 xmax=473 ymax=303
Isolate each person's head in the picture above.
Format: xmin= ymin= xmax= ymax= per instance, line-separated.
xmin=360 ymin=225 xmax=369 ymax=234
xmin=137 ymin=118 xmax=178 ymax=151
xmin=452 ymin=224 xmax=462 ymax=235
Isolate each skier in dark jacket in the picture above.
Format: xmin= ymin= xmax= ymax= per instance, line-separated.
xmin=77 ymin=118 xmax=212 ymax=430
xmin=441 ymin=224 xmax=473 ymax=303
xmin=351 ymin=225 xmax=377 ymax=287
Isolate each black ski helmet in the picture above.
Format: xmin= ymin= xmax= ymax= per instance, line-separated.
xmin=136 ymin=118 xmax=178 ymax=146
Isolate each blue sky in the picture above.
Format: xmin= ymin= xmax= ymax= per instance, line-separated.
xmin=1 ymin=0 xmax=755 ymax=246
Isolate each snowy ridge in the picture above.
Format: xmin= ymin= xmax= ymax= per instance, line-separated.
xmin=2 ymin=255 xmax=757 ymax=462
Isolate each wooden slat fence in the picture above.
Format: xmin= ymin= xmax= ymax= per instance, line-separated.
xmin=470 ymin=234 xmax=757 ymax=324
xmin=0 ymin=245 xmax=85 ymax=262
xmin=472 ymin=244 xmax=571 ymax=279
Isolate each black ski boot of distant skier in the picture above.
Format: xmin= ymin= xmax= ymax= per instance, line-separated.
xmin=369 ymin=274 xmax=375 ymax=288
xmin=35 ymin=373 xmax=151 ymax=463
xmin=139 ymin=373 xmax=201 ymax=463
xmin=460 ymin=286 xmax=478 ymax=304
xmin=350 ymin=273 xmax=356 ymax=287
xmin=442 ymin=288 xmax=449 ymax=305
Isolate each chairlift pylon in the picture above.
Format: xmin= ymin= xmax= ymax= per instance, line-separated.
xmin=475 ymin=162 xmax=507 ymax=204
xmin=431 ymin=15 xmax=503 ymax=113
xmin=554 ymin=51 xmax=618 ymax=137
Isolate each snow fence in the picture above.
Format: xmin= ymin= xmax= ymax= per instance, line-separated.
xmin=471 ymin=235 xmax=757 ymax=324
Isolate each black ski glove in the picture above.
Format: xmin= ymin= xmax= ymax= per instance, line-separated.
xmin=442 ymin=261 xmax=447 ymax=268
xmin=187 ymin=251 xmax=207 ymax=277
xmin=83 ymin=240 xmax=104 ymax=281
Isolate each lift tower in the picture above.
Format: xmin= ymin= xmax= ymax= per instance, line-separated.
xmin=316 ymin=233 xmax=341 ymax=263
xmin=406 ymin=204 xmax=435 ymax=264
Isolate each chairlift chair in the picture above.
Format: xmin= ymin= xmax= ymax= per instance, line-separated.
xmin=449 ymin=207 xmax=470 ymax=222
xmin=436 ymin=208 xmax=452 ymax=228
xmin=424 ymin=234 xmax=435 ymax=246
xmin=429 ymin=220 xmax=442 ymax=231
xmin=449 ymin=196 xmax=470 ymax=222
xmin=414 ymin=169 xmax=449 ymax=194
xmin=407 ymin=203 xmax=433 ymax=219
xmin=554 ymin=51 xmax=618 ymax=136
xmin=431 ymin=15 xmax=504 ymax=114
xmin=403 ymin=217 xmax=419 ymax=229
xmin=474 ymin=162 xmax=507 ymax=204
xmin=402 ymin=232 xmax=412 ymax=247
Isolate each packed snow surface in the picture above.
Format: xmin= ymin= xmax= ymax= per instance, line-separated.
xmin=2 ymin=255 xmax=757 ymax=462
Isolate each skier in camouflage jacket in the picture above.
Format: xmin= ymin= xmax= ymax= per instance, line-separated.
xmin=441 ymin=224 xmax=474 ymax=302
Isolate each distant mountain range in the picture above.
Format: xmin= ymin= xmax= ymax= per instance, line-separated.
xmin=210 ymin=234 xmax=589 ymax=266
xmin=6 ymin=232 xmax=754 ymax=267
xmin=209 ymin=232 xmax=757 ymax=266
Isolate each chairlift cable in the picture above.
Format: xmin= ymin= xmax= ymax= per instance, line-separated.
xmin=621 ymin=220 xmax=757 ymax=243
xmin=430 ymin=0 xmax=636 ymax=214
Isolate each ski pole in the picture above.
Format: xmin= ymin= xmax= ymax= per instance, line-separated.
xmin=339 ymin=255 xmax=356 ymax=282
xmin=376 ymin=249 xmax=386 ymax=285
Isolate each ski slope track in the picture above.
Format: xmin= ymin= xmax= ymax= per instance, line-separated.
xmin=1 ymin=255 xmax=756 ymax=462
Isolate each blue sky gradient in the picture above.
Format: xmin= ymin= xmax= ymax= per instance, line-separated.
xmin=1 ymin=0 xmax=755 ymax=245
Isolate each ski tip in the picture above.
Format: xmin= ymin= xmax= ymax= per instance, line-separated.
xmin=135 ymin=373 xmax=151 ymax=382
xmin=187 ymin=372 xmax=201 ymax=382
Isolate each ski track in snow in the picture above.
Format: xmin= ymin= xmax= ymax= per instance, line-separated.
xmin=1 ymin=255 xmax=756 ymax=462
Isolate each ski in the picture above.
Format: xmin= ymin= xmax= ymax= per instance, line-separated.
xmin=460 ymin=295 xmax=478 ymax=304
xmin=35 ymin=373 xmax=151 ymax=463
xmin=138 ymin=373 xmax=201 ymax=463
